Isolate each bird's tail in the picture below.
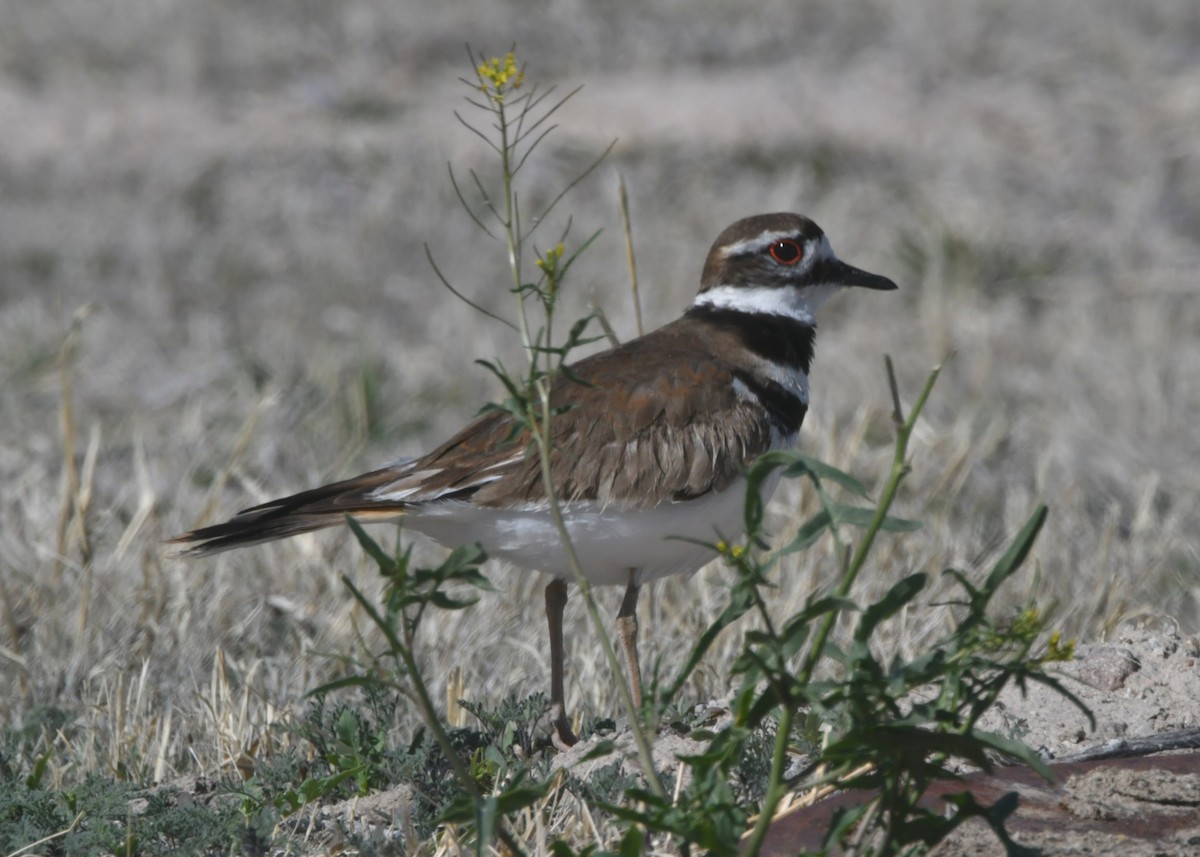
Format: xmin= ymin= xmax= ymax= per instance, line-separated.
xmin=169 ymin=467 xmax=408 ymax=556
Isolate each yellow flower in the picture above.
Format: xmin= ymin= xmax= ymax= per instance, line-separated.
xmin=1045 ymin=631 xmax=1076 ymax=662
xmin=715 ymin=540 xmax=745 ymax=560
xmin=477 ymin=52 xmax=525 ymax=101
xmin=1012 ymin=607 xmax=1041 ymax=637
xmin=536 ymin=243 xmax=565 ymax=275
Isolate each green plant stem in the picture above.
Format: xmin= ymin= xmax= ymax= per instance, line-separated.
xmin=341 ymin=566 xmax=524 ymax=854
xmin=801 ymin=361 xmax=941 ymax=688
xmin=742 ymin=359 xmax=943 ymax=857
xmin=747 ymin=704 xmax=796 ymax=848
xmin=391 ymin=623 xmax=526 ymax=855
xmin=498 ymin=109 xmax=534 ymax=367
xmin=839 ymin=362 xmax=941 ymax=594
xmin=487 ymin=79 xmax=664 ymax=801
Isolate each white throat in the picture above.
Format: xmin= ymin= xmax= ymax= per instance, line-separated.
xmin=691 ymin=282 xmax=839 ymax=325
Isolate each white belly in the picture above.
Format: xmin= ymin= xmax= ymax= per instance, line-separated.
xmin=405 ymin=473 xmax=781 ymax=586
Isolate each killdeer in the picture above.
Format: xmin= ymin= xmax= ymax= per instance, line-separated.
xmin=172 ymin=212 xmax=897 ymax=745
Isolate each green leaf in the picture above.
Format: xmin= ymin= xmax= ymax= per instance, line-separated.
xmin=829 ymin=502 xmax=923 ymax=532
xmin=744 ymin=450 xmax=798 ymax=530
xmin=984 ymin=504 xmax=1048 ymax=593
xmin=25 ymin=751 xmax=49 ymax=790
xmin=345 ymin=514 xmax=395 ymax=572
xmin=855 ymin=573 xmax=927 ymax=642
xmin=334 ymin=708 xmax=359 ymax=746
xmin=429 ymin=591 xmax=482 ymax=611
xmin=449 ymin=566 xmax=496 ymax=592
xmin=665 ymin=584 xmax=755 ymax=698
xmin=438 ymin=785 xmax=549 ymax=830
xmin=560 ymin=229 xmax=604 ymax=276
xmin=477 ymin=795 xmax=497 ymax=853
xmin=441 ymin=542 xmax=490 ymax=577
xmin=295 ymin=769 xmax=360 ymax=808
xmin=783 ymin=454 xmax=871 ymax=498
xmin=489 ymin=783 xmax=550 ymax=815
xmin=823 ymin=803 xmax=875 ymax=851
xmin=341 ymin=574 xmax=404 ymax=652
xmin=304 ymin=674 xmax=373 ymax=698
xmin=618 ymin=825 xmax=645 ymax=857
xmin=969 ymin=729 xmax=1054 ymax=781
xmin=475 ymin=358 xmax=525 ymax=401
xmin=779 ymin=508 xmax=832 ymax=554
xmin=436 ymin=793 xmax=477 ymax=826
xmin=578 ymin=739 xmax=617 ymax=762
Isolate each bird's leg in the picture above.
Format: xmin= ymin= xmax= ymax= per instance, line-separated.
xmin=616 ymin=571 xmax=643 ymax=713
xmin=544 ymin=579 xmax=577 ymax=747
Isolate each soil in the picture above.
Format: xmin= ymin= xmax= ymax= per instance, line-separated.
xmin=552 ymin=624 xmax=1200 ymax=855
xmin=150 ymin=629 xmax=1200 ymax=853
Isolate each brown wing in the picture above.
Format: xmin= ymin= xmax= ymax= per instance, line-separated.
xmin=171 ymin=316 xmax=786 ymax=555
xmin=390 ymin=316 xmax=780 ymax=508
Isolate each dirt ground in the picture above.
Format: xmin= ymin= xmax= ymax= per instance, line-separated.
xmin=924 ymin=625 xmax=1200 ymax=854
xmin=588 ymin=625 xmax=1200 ymax=854
xmin=939 ymin=626 xmax=1200 ymax=854
xmin=284 ymin=625 xmax=1200 ymax=853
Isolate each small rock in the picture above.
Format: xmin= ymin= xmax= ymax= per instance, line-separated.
xmin=1059 ymin=645 xmax=1140 ymax=691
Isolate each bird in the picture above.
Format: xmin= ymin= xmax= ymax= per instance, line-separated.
xmin=171 ymin=212 xmax=897 ymax=746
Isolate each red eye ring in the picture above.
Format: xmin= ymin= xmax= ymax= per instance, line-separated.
xmin=769 ymin=239 xmax=803 ymax=265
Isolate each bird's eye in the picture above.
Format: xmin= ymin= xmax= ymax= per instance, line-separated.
xmin=769 ymin=239 xmax=803 ymax=265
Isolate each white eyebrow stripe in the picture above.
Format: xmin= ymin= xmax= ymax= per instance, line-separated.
xmin=721 ymin=230 xmax=801 ymax=257
xmin=721 ymin=232 xmax=836 ymax=274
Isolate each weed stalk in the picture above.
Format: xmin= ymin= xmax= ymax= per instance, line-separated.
xmin=443 ymin=49 xmax=663 ymax=797
xmin=742 ymin=360 xmax=942 ymax=855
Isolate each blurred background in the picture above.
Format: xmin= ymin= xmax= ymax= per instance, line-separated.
xmin=1 ymin=0 xmax=1197 ymax=775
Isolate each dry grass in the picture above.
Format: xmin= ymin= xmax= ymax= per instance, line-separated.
xmin=1 ymin=0 xmax=1198 ymax=848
